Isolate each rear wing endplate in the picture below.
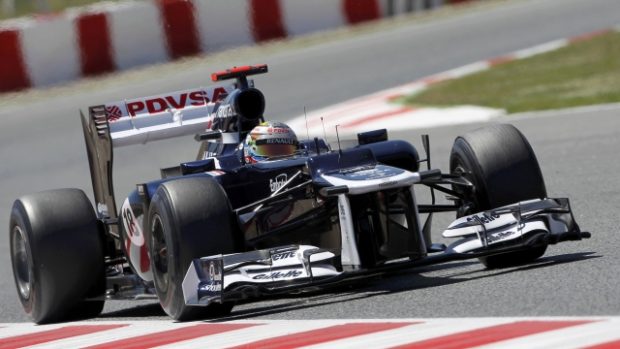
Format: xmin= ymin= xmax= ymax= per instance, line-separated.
xmin=81 ymin=106 xmax=117 ymax=226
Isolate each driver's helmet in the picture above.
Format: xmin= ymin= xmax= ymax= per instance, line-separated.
xmin=243 ymin=121 xmax=299 ymax=163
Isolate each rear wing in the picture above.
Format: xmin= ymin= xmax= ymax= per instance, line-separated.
xmin=81 ymin=84 xmax=234 ymax=224
xmin=102 ymin=85 xmax=235 ymax=147
xmin=81 ymin=64 xmax=269 ymax=224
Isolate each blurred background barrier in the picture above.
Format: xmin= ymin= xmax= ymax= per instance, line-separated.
xmin=0 ymin=0 xmax=475 ymax=93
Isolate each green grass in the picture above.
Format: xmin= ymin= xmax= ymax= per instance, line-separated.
xmin=401 ymin=31 xmax=620 ymax=114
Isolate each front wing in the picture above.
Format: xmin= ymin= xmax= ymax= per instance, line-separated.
xmin=182 ymin=245 xmax=342 ymax=306
xmin=182 ymin=198 xmax=590 ymax=307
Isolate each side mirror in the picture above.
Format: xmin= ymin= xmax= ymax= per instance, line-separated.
xmin=357 ymin=129 xmax=388 ymax=145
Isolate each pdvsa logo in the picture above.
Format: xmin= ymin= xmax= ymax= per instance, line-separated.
xmin=270 ymin=173 xmax=287 ymax=193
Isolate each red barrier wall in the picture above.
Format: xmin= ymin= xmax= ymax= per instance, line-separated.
xmin=250 ymin=0 xmax=286 ymax=42
xmin=343 ymin=0 xmax=380 ymax=24
xmin=159 ymin=0 xmax=201 ymax=59
xmin=0 ymin=29 xmax=31 ymax=92
xmin=77 ymin=13 xmax=115 ymax=76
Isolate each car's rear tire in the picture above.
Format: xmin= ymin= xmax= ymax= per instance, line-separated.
xmin=10 ymin=189 xmax=105 ymax=324
xmin=450 ymin=124 xmax=548 ymax=269
xmin=147 ymin=177 xmax=238 ymax=321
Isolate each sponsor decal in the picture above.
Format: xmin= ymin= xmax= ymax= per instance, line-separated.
xmin=208 ymin=260 xmax=222 ymax=281
xmin=201 ymin=259 xmax=222 ymax=281
xmin=105 ymin=105 xmax=122 ymax=122
xmin=216 ymin=104 xmax=235 ymax=118
xmin=336 ymin=166 xmax=402 ymax=181
xmin=272 ymin=251 xmax=296 ymax=261
xmin=121 ymin=200 xmax=144 ymax=246
xmin=267 ymin=127 xmax=290 ymax=134
xmin=252 ymin=270 xmax=303 ymax=280
xmin=199 ymin=259 xmax=224 ymax=296
xmin=270 ymin=173 xmax=288 ymax=193
xmin=107 ymin=87 xmax=229 ymax=118
xmin=378 ymin=180 xmax=398 ymax=187
xmin=467 ymin=212 xmax=501 ymax=224
xmin=126 ymin=89 xmax=214 ymax=116
xmin=200 ymin=284 xmax=222 ymax=292
xmin=265 ymin=138 xmax=296 ymax=144
xmin=487 ymin=230 xmax=515 ymax=244
xmin=339 ymin=201 xmax=348 ymax=223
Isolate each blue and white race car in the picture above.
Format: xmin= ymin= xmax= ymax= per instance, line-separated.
xmin=9 ymin=65 xmax=590 ymax=323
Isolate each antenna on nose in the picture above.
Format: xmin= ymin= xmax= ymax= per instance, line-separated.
xmin=304 ymin=106 xmax=310 ymax=141
xmin=335 ymin=125 xmax=343 ymax=156
xmin=321 ymin=117 xmax=330 ymax=151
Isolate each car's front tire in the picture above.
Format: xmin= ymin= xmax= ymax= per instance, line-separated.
xmin=147 ymin=177 xmax=238 ymax=321
xmin=450 ymin=124 xmax=548 ymax=269
xmin=10 ymin=189 xmax=105 ymax=323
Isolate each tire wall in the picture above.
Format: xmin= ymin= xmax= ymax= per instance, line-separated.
xmin=0 ymin=0 xmax=476 ymax=93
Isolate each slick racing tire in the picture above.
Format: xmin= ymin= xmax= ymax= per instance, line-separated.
xmin=450 ymin=124 xmax=548 ymax=269
xmin=10 ymin=189 xmax=106 ymax=324
xmin=147 ymin=177 xmax=238 ymax=321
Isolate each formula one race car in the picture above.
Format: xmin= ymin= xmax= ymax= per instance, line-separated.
xmin=9 ymin=64 xmax=590 ymax=323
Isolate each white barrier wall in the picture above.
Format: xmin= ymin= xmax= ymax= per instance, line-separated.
xmin=109 ymin=1 xmax=167 ymax=70
xmin=281 ymin=0 xmax=345 ymax=36
xmin=21 ymin=16 xmax=79 ymax=87
xmin=195 ymin=0 xmax=254 ymax=53
xmin=0 ymin=0 xmax=474 ymax=93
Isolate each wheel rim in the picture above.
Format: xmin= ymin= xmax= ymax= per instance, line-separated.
xmin=11 ymin=226 xmax=32 ymax=300
xmin=150 ymin=214 xmax=169 ymax=291
xmin=452 ymin=162 xmax=477 ymax=217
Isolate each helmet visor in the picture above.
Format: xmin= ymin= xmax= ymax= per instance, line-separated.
xmin=252 ymin=143 xmax=298 ymax=158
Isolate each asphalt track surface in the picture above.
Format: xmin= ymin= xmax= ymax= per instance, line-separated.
xmin=1 ymin=0 xmax=620 ymax=323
